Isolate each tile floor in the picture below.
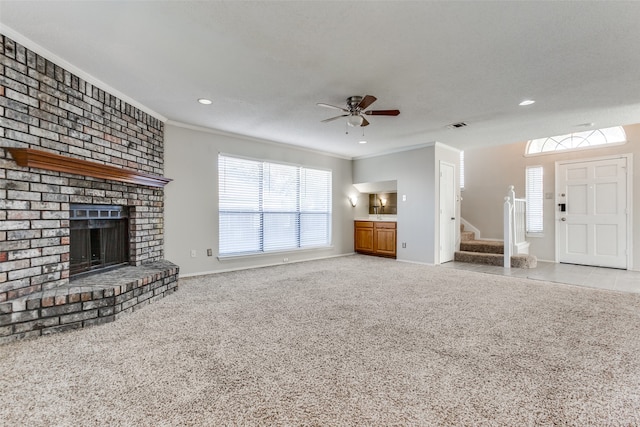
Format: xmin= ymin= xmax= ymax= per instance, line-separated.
xmin=439 ymin=260 xmax=640 ymax=293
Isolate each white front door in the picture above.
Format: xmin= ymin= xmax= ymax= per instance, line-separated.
xmin=556 ymin=157 xmax=628 ymax=269
xmin=439 ymin=161 xmax=456 ymax=263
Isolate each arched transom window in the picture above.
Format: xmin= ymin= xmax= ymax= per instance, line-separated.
xmin=526 ymin=126 xmax=626 ymax=155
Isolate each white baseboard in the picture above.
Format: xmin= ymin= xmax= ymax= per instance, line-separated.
xmin=395 ymin=259 xmax=435 ymax=267
xmin=179 ymin=253 xmax=355 ymax=278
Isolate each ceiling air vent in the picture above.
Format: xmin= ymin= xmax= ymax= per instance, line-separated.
xmin=447 ymin=122 xmax=468 ymax=129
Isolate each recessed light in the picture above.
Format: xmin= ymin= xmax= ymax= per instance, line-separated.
xmin=198 ymin=98 xmax=212 ymax=105
xmin=519 ymin=99 xmax=535 ymax=106
xmin=577 ymin=122 xmax=595 ymax=127
xmin=359 ymin=140 xmax=367 ymax=144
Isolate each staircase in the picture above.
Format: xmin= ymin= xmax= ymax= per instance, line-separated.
xmin=455 ymin=225 xmax=537 ymax=268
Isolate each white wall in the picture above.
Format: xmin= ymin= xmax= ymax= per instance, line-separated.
xmin=462 ymin=123 xmax=640 ymax=269
xmin=164 ymin=123 xmax=355 ymax=276
xmin=353 ymin=146 xmax=436 ymax=264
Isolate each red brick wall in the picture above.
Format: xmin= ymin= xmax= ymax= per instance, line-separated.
xmin=0 ymin=35 xmax=167 ymax=302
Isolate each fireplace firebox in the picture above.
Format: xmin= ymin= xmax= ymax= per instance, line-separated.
xmin=70 ymin=205 xmax=130 ymax=277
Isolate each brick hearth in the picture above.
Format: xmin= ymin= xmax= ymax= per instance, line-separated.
xmin=0 ymin=261 xmax=179 ymax=344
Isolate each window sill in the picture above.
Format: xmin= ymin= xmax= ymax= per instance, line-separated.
xmin=526 ymin=233 xmax=544 ymax=238
xmin=217 ymin=245 xmax=334 ymax=261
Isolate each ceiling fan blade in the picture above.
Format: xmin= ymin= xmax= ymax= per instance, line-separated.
xmin=364 ymin=109 xmax=400 ymax=116
xmin=357 ymin=95 xmax=377 ymax=110
xmin=361 ymin=116 xmax=370 ymax=127
xmin=317 ymin=103 xmax=348 ymax=112
xmin=321 ymin=114 xmax=348 ymax=123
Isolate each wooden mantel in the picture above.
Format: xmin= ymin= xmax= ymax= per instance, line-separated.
xmin=6 ymin=148 xmax=172 ymax=188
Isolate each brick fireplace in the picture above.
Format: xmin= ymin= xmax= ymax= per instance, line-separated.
xmin=0 ymin=35 xmax=179 ymax=342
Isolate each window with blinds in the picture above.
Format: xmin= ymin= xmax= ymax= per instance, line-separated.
xmin=525 ymin=165 xmax=543 ymax=234
xmin=218 ymin=154 xmax=332 ymax=256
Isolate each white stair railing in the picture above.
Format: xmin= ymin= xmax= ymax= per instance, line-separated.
xmin=503 ymin=185 xmax=527 ymax=268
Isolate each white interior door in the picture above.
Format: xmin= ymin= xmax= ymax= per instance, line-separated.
xmin=439 ymin=161 xmax=456 ymax=263
xmin=556 ymin=157 xmax=628 ymax=269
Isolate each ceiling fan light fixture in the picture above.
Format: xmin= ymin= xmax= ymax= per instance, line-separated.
xmin=318 ymin=95 xmax=399 ymax=128
xmin=347 ymin=114 xmax=364 ymax=127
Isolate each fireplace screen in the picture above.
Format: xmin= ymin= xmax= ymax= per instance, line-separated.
xmin=70 ymin=205 xmax=129 ymax=277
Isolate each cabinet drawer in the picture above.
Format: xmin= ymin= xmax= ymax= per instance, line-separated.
xmin=355 ymin=221 xmax=374 ymax=228
xmin=374 ymin=221 xmax=396 ymax=229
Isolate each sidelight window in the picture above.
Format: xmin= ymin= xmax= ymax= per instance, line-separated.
xmin=525 ymin=166 xmax=544 ymax=234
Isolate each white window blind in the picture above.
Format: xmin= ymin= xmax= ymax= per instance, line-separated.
xmin=218 ymin=155 xmax=332 ymax=256
xmin=525 ymin=166 xmax=543 ymax=233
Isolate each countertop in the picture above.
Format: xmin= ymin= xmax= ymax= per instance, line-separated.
xmin=355 ymin=215 xmax=397 ymax=222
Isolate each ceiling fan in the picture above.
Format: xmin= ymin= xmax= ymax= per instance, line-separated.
xmin=317 ymin=95 xmax=400 ymax=127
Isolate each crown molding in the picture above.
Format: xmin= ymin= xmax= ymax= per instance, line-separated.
xmin=352 ymin=142 xmax=438 ymax=160
xmin=166 ymin=120 xmax=353 ymax=161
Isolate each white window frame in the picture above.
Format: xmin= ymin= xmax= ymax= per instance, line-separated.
xmin=525 ymin=126 xmax=627 ymax=157
xmin=218 ymin=154 xmax=332 ymax=258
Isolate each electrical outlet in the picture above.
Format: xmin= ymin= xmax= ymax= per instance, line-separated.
xmin=207 ymin=249 xmax=212 ymax=256
xmin=283 ymin=258 xmax=289 ymax=262
xmin=190 ymin=250 xmax=197 ymax=258
xmin=402 ymin=242 xmax=407 ymax=248
xmin=402 ymin=194 xmax=407 ymax=201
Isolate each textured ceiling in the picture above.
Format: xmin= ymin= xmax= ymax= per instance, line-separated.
xmin=1 ymin=1 xmax=640 ymax=158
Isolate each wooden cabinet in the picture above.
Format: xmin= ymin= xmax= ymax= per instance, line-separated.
xmin=354 ymin=221 xmax=375 ymax=253
xmin=374 ymin=222 xmax=397 ymax=257
xmin=354 ymin=221 xmax=396 ymax=258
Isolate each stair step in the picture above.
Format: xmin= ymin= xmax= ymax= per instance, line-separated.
xmin=454 ymin=251 xmax=538 ymax=269
xmin=460 ymin=240 xmax=504 ymax=254
xmin=455 ymin=251 xmax=503 ymax=266
xmin=511 ymin=254 xmax=537 ymax=268
xmin=461 ymin=231 xmax=475 ymax=242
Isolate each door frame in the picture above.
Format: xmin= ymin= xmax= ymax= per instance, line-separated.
xmin=439 ymin=160 xmax=457 ymax=264
xmin=554 ymin=153 xmax=633 ymax=269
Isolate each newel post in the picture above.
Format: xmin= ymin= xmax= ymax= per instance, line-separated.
xmin=507 ymin=185 xmax=516 ymax=204
xmin=503 ymin=195 xmax=512 ymax=269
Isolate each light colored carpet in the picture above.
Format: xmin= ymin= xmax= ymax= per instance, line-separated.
xmin=1 ymin=255 xmax=640 ymax=426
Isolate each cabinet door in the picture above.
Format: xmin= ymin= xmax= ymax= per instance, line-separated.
xmin=354 ymin=223 xmax=374 ymax=253
xmin=374 ymin=227 xmax=396 ymax=257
